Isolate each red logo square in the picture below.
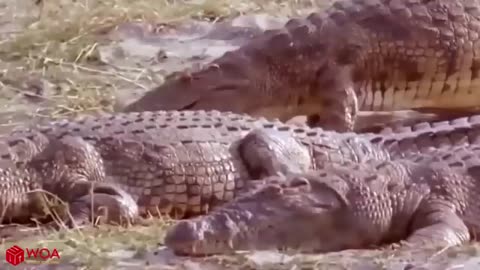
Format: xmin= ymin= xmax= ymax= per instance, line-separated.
xmin=6 ymin=245 xmax=24 ymax=266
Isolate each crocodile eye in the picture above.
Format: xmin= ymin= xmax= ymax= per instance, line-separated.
xmin=289 ymin=176 xmax=310 ymax=189
xmin=260 ymin=185 xmax=283 ymax=196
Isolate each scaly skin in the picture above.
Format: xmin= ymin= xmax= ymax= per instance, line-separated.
xmin=0 ymin=110 xmax=386 ymax=221
xmin=164 ymin=145 xmax=480 ymax=255
xmin=123 ymin=0 xmax=480 ymax=132
xmin=2 ymin=110 xmax=480 ymax=222
xmin=0 ymin=137 xmax=139 ymax=225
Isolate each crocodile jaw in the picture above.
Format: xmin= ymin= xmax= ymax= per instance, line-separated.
xmin=164 ymin=177 xmax=369 ymax=255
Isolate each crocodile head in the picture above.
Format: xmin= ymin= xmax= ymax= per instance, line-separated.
xmin=121 ymin=58 xmax=333 ymax=125
xmin=122 ymin=64 xmax=263 ymax=115
xmin=164 ymin=171 xmax=379 ymax=255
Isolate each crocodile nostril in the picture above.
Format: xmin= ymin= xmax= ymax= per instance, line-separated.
xmin=164 ymin=221 xmax=201 ymax=248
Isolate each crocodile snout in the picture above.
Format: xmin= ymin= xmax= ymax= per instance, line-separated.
xmin=164 ymin=215 xmax=241 ymax=255
xmin=165 ymin=221 xmax=201 ymax=247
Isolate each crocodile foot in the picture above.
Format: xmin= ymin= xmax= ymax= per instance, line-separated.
xmin=67 ymin=183 xmax=139 ymax=227
xmin=0 ymin=135 xmax=139 ymax=227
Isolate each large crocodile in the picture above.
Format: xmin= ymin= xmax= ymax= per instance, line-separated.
xmin=164 ymin=144 xmax=480 ymax=255
xmin=0 ymin=110 xmax=388 ymax=224
xmin=1 ymin=110 xmax=480 ymax=224
xmin=123 ymin=0 xmax=480 ymax=132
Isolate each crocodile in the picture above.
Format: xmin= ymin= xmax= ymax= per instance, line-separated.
xmin=164 ymin=144 xmax=480 ymax=255
xmin=0 ymin=166 xmax=139 ymax=226
xmin=122 ymin=0 xmax=480 ymax=132
xmin=0 ymin=110 xmax=390 ymax=223
xmin=2 ymin=110 xmax=480 ymax=223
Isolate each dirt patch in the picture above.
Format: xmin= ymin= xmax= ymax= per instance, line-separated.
xmin=0 ymin=0 xmax=326 ymax=132
xmin=1 ymin=0 xmax=480 ymax=269
xmin=2 ymin=222 xmax=480 ymax=269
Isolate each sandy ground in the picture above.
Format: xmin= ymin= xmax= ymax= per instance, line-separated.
xmin=1 ymin=1 xmax=480 ymax=269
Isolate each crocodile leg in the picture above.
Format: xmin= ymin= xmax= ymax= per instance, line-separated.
xmin=406 ymin=203 xmax=470 ymax=248
xmin=400 ymin=163 xmax=475 ymax=248
xmin=0 ymin=170 xmax=58 ymax=224
xmin=238 ymin=128 xmax=314 ymax=177
xmin=68 ymin=183 xmax=139 ymax=226
xmin=17 ymin=135 xmax=138 ymax=226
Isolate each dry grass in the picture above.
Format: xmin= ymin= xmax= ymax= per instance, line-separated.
xmin=0 ymin=0 xmax=337 ymax=268
xmin=0 ymin=0 xmax=330 ymax=122
xmin=3 ymin=0 xmax=480 ymax=269
xmin=0 ymin=219 xmax=174 ymax=268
